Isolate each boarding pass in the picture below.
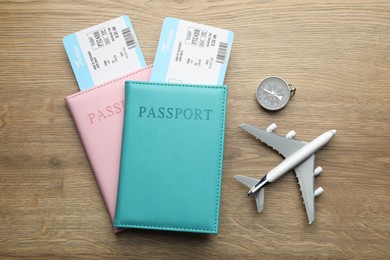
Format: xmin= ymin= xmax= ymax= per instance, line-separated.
xmin=151 ymin=17 xmax=234 ymax=85
xmin=63 ymin=16 xmax=146 ymax=90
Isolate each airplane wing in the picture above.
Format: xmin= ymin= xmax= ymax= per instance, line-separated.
xmin=239 ymin=124 xmax=306 ymax=158
xmin=294 ymin=154 xmax=316 ymax=224
xmin=234 ymin=175 xmax=265 ymax=213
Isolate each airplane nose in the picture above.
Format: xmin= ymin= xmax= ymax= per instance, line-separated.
xmin=330 ymin=130 xmax=337 ymax=135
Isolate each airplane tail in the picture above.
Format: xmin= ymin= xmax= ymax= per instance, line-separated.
xmin=234 ymin=175 xmax=265 ymax=213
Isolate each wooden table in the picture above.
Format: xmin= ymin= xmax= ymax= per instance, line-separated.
xmin=1 ymin=1 xmax=389 ymax=258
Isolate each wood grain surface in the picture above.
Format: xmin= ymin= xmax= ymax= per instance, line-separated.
xmin=1 ymin=0 xmax=389 ymax=258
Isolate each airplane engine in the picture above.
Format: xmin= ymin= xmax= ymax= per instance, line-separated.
xmin=314 ymin=166 xmax=323 ymax=176
xmin=285 ymin=130 xmax=296 ymax=139
xmin=315 ymin=187 xmax=324 ymax=197
xmin=266 ymin=123 xmax=277 ymax=132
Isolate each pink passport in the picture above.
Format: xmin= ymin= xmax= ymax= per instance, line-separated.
xmin=65 ymin=65 xmax=152 ymax=232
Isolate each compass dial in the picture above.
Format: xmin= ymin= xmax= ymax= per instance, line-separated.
xmin=256 ymin=76 xmax=291 ymax=111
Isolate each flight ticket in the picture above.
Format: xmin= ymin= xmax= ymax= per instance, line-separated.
xmin=151 ymin=17 xmax=234 ymax=85
xmin=63 ymin=16 xmax=146 ymax=90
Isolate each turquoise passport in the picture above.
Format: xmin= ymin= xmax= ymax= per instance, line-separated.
xmin=114 ymin=81 xmax=227 ymax=234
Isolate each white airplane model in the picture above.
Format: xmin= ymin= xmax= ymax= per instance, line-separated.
xmin=235 ymin=123 xmax=336 ymax=224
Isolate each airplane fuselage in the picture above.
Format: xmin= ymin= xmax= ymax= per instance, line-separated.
xmin=249 ymin=130 xmax=336 ymax=194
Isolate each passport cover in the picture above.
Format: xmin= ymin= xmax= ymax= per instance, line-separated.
xmin=114 ymin=81 xmax=227 ymax=234
xmin=64 ymin=65 xmax=152 ymax=232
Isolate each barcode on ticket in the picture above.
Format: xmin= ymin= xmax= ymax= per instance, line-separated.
xmin=216 ymin=42 xmax=228 ymax=64
xmin=122 ymin=28 xmax=136 ymax=49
